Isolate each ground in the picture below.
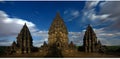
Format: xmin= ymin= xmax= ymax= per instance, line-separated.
xmin=0 ymin=46 xmax=120 ymax=58
xmin=0 ymin=51 xmax=120 ymax=58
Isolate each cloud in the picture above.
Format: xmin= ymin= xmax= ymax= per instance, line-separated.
xmin=0 ymin=0 xmax=3 ymax=1
xmin=94 ymin=28 xmax=120 ymax=46
xmin=63 ymin=9 xmax=80 ymax=21
xmin=82 ymin=1 xmax=110 ymax=26
xmin=68 ymin=31 xmax=85 ymax=46
xmin=0 ymin=38 xmax=13 ymax=46
xmin=83 ymin=9 xmax=109 ymax=21
xmin=33 ymin=31 xmax=48 ymax=37
xmin=32 ymin=30 xmax=48 ymax=47
xmin=0 ymin=10 xmax=40 ymax=46
xmin=65 ymin=1 xmax=111 ymax=30
xmin=98 ymin=1 xmax=120 ymax=31
xmin=84 ymin=1 xmax=99 ymax=9
xmin=0 ymin=10 xmax=38 ymax=37
xmin=99 ymin=1 xmax=120 ymax=17
xmin=92 ymin=1 xmax=120 ymax=46
xmin=82 ymin=1 xmax=119 ymax=26
xmin=33 ymin=37 xmax=48 ymax=47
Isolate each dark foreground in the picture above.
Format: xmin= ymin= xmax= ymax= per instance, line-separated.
xmin=0 ymin=46 xmax=120 ymax=58
xmin=0 ymin=52 xmax=120 ymax=58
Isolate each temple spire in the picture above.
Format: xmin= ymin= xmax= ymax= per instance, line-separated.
xmin=43 ymin=41 xmax=47 ymax=46
xmin=12 ymin=41 xmax=16 ymax=46
xmin=70 ymin=41 xmax=74 ymax=45
xmin=16 ymin=23 xmax=33 ymax=54
xmin=24 ymin=23 xmax=27 ymax=26
xmin=25 ymin=22 xmax=26 ymax=25
xmin=23 ymin=23 xmax=28 ymax=28
xmin=48 ymin=12 xmax=68 ymax=48
xmin=83 ymin=24 xmax=98 ymax=53
xmin=55 ymin=12 xmax=62 ymax=19
xmin=87 ymin=24 xmax=92 ymax=30
xmin=98 ymin=40 xmax=101 ymax=45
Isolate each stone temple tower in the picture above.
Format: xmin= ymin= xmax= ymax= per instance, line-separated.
xmin=39 ymin=12 xmax=76 ymax=57
xmin=48 ymin=12 xmax=68 ymax=49
xmin=83 ymin=24 xmax=98 ymax=53
xmin=17 ymin=23 xmax=33 ymax=53
xmin=11 ymin=23 xmax=33 ymax=54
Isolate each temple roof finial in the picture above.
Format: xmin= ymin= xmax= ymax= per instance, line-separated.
xmin=88 ymin=24 xmax=91 ymax=27
xmin=98 ymin=40 xmax=101 ymax=44
xmin=12 ymin=41 xmax=16 ymax=46
xmin=23 ymin=23 xmax=28 ymax=28
xmin=56 ymin=11 xmax=61 ymax=18
xmin=87 ymin=24 xmax=93 ymax=29
xmin=13 ymin=41 xmax=16 ymax=43
xmin=43 ymin=41 xmax=47 ymax=46
xmin=24 ymin=23 xmax=27 ymax=26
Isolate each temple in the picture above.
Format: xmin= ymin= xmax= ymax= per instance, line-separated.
xmin=11 ymin=23 xmax=33 ymax=54
xmin=39 ymin=12 xmax=77 ymax=57
xmin=48 ymin=12 xmax=69 ymax=49
xmin=83 ymin=24 xmax=102 ymax=53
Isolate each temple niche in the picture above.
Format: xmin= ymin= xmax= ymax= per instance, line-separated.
xmin=83 ymin=24 xmax=102 ymax=53
xmin=10 ymin=23 xmax=33 ymax=54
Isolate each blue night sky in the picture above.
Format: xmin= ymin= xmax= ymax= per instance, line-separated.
xmin=0 ymin=1 xmax=120 ymax=47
